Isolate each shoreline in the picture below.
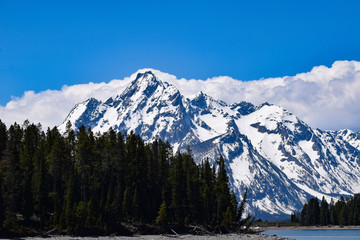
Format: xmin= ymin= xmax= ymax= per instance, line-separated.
xmin=258 ymin=225 xmax=360 ymax=231
xmin=10 ymin=226 xmax=360 ymax=239
xmin=23 ymin=233 xmax=291 ymax=240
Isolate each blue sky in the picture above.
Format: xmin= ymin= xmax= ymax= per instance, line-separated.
xmin=1 ymin=0 xmax=360 ymax=106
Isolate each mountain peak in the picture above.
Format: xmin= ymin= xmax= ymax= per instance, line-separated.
xmin=191 ymin=91 xmax=207 ymax=108
xmin=133 ymin=70 xmax=159 ymax=86
xmin=135 ymin=70 xmax=156 ymax=80
xmin=190 ymin=91 xmax=227 ymax=110
xmin=120 ymin=70 xmax=163 ymax=100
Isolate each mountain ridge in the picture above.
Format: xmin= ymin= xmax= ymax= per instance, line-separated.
xmin=59 ymin=70 xmax=360 ymax=219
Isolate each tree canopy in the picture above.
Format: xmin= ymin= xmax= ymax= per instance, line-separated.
xmin=293 ymin=194 xmax=360 ymax=226
xmin=0 ymin=120 xmax=249 ymax=235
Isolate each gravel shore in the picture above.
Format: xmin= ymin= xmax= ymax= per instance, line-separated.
xmin=24 ymin=234 xmax=291 ymax=240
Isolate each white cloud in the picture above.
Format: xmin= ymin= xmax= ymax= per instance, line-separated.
xmin=1 ymin=60 xmax=360 ymax=131
xmin=0 ymin=78 xmax=133 ymax=130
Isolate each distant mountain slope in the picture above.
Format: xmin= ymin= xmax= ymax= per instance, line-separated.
xmin=59 ymin=70 xmax=360 ymax=219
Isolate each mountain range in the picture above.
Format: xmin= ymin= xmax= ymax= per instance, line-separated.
xmin=59 ymin=70 xmax=360 ymax=219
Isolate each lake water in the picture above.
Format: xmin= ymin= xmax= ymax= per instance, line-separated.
xmin=263 ymin=229 xmax=360 ymax=240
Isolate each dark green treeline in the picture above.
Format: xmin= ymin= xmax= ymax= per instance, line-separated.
xmin=291 ymin=194 xmax=360 ymax=226
xmin=0 ymin=120 xmax=244 ymax=235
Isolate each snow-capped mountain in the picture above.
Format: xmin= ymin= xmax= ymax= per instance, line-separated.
xmin=59 ymin=70 xmax=360 ymax=219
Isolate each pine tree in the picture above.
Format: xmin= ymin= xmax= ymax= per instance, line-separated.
xmin=237 ymin=188 xmax=248 ymax=222
xmin=144 ymin=140 xmax=160 ymax=222
xmin=75 ymin=126 xmax=92 ymax=203
xmin=155 ymin=201 xmax=167 ymax=225
xmin=32 ymin=137 xmax=50 ymax=225
xmin=158 ymin=140 xmax=171 ymax=209
xmin=301 ymin=203 xmax=310 ymax=225
xmin=0 ymin=121 xmax=7 ymax=228
xmin=336 ymin=196 xmax=346 ymax=226
xmin=339 ymin=205 xmax=346 ymax=226
xmin=21 ymin=121 xmax=41 ymax=223
xmin=47 ymin=127 xmax=66 ymax=225
xmin=200 ymin=158 xmax=214 ymax=224
xmin=291 ymin=212 xmax=299 ymax=223
xmin=351 ymin=194 xmax=360 ymax=225
xmin=64 ymin=121 xmax=76 ymax=180
xmin=2 ymin=123 xmax=23 ymax=221
xmin=122 ymin=187 xmax=132 ymax=220
xmin=0 ymin=120 xmax=7 ymax=161
xmin=63 ymin=174 xmax=76 ymax=230
xmin=308 ymin=198 xmax=320 ymax=225
xmin=221 ymin=207 xmax=233 ymax=230
xmin=169 ymin=152 xmax=186 ymax=224
xmin=0 ymin=175 xmax=5 ymax=229
xmin=320 ymin=196 xmax=329 ymax=226
xmin=183 ymin=148 xmax=200 ymax=223
xmin=132 ymin=186 xmax=140 ymax=220
xmin=74 ymin=201 xmax=87 ymax=234
xmin=215 ymin=155 xmax=231 ymax=224
xmin=329 ymin=198 xmax=336 ymax=225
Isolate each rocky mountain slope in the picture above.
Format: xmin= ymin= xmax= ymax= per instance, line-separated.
xmin=59 ymin=70 xmax=360 ymax=219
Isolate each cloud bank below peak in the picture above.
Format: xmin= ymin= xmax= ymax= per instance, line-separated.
xmin=1 ymin=60 xmax=360 ymax=131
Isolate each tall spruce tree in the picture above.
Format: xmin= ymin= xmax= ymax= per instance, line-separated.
xmin=2 ymin=123 xmax=23 ymax=221
xmin=32 ymin=136 xmax=50 ymax=225
xmin=309 ymin=198 xmax=320 ymax=225
xmin=155 ymin=201 xmax=167 ymax=225
xmin=215 ymin=155 xmax=231 ymax=225
xmin=21 ymin=121 xmax=41 ymax=222
xmin=200 ymin=158 xmax=216 ymax=225
xmin=183 ymin=148 xmax=201 ymax=223
xmin=47 ymin=127 xmax=66 ymax=225
xmin=0 ymin=120 xmax=7 ymax=161
xmin=169 ymin=152 xmax=186 ymax=224
xmin=0 ymin=120 xmax=7 ymax=228
xmin=329 ymin=198 xmax=336 ymax=225
xmin=75 ymin=126 xmax=92 ymax=203
xmin=320 ymin=196 xmax=329 ymax=226
xmin=301 ymin=203 xmax=309 ymax=225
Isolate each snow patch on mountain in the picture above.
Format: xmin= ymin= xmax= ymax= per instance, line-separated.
xmin=298 ymin=140 xmax=319 ymax=165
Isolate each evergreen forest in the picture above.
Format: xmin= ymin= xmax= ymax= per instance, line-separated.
xmin=0 ymin=120 xmax=250 ymax=236
xmin=291 ymin=194 xmax=360 ymax=226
